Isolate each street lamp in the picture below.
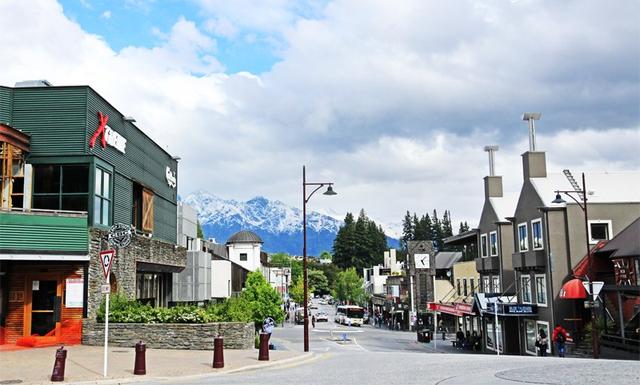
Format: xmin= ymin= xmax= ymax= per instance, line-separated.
xmin=302 ymin=165 xmax=337 ymax=352
xmin=551 ymin=170 xmax=599 ymax=359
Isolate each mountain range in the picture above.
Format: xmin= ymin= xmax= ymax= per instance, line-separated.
xmin=182 ymin=191 xmax=399 ymax=255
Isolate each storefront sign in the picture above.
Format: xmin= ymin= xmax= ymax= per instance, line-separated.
xmin=65 ymin=278 xmax=84 ymax=308
xmin=89 ymin=112 xmax=127 ymax=154
xmin=165 ymin=166 xmax=177 ymax=188
xmin=428 ymin=302 xmax=464 ymax=316
xmin=454 ymin=303 xmax=474 ymax=314
xmin=503 ymin=304 xmax=537 ymax=315
xmin=108 ymin=223 xmax=133 ymax=248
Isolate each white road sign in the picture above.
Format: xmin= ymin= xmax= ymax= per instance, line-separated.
xmin=100 ymin=250 xmax=116 ymax=279
xmin=583 ymin=281 xmax=604 ymax=300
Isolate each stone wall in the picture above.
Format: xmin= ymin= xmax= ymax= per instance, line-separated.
xmin=87 ymin=228 xmax=187 ymax=318
xmin=82 ymin=320 xmax=254 ymax=350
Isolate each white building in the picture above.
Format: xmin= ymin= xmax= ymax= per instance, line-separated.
xmin=226 ymin=230 xmax=265 ymax=273
xmin=364 ymin=249 xmax=403 ymax=295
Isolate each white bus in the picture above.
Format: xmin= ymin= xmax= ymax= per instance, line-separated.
xmin=335 ymin=305 xmax=364 ymax=326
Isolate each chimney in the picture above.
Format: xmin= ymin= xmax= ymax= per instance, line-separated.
xmin=483 ymin=145 xmax=503 ymax=198
xmin=383 ymin=250 xmax=390 ymax=268
xmin=521 ymin=112 xmax=547 ymax=179
xmin=522 ymin=112 xmax=541 ymax=151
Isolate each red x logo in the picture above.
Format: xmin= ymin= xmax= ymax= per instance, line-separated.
xmin=89 ymin=112 xmax=109 ymax=149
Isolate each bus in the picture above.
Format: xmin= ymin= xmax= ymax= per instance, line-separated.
xmin=335 ymin=305 xmax=364 ymax=326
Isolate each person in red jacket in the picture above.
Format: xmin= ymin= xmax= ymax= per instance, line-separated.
xmin=552 ymin=324 xmax=569 ymax=357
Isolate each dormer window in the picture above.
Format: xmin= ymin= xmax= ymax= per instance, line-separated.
xmin=240 ymin=253 xmax=248 ymax=261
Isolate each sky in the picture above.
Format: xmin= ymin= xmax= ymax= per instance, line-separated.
xmin=1 ymin=0 xmax=638 ymax=236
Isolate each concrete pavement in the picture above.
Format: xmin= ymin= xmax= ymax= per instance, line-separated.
xmin=0 ymin=344 xmax=310 ymax=384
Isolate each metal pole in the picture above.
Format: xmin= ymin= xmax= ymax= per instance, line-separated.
xmin=495 ymin=298 xmax=499 ymax=356
xmin=433 ymin=274 xmax=437 ymax=350
xmin=409 ymin=274 xmax=415 ymax=331
xmin=103 ymin=272 xmax=110 ymax=377
xmin=303 ymin=166 xmax=309 ymax=352
xmin=583 ymin=173 xmax=599 ymax=359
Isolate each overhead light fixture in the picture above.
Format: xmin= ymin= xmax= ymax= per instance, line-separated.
xmin=323 ymin=185 xmax=337 ymax=196
xmin=552 ymin=192 xmax=566 ymax=204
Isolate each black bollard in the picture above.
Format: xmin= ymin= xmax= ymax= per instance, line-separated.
xmin=212 ymin=336 xmax=224 ymax=368
xmin=258 ymin=333 xmax=270 ymax=361
xmin=134 ymin=341 xmax=146 ymax=375
xmin=51 ymin=346 xmax=67 ymax=382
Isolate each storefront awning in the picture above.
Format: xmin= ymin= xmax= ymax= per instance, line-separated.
xmin=427 ymin=302 xmax=476 ymax=316
xmin=559 ymin=278 xmax=587 ymax=299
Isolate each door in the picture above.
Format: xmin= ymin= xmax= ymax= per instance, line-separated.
xmin=27 ymin=279 xmax=61 ymax=337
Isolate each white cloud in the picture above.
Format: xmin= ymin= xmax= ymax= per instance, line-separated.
xmin=0 ymin=0 xmax=638 ymax=234
xmin=100 ymin=10 xmax=111 ymax=19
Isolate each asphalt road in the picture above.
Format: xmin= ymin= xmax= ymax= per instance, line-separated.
xmin=140 ymin=300 xmax=640 ymax=385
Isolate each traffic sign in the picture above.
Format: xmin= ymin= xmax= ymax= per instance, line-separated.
xmin=100 ymin=284 xmax=111 ymax=294
xmin=100 ymin=250 xmax=116 ymax=279
xmin=263 ymin=317 xmax=275 ymax=334
xmin=582 ymin=281 xmax=604 ymax=300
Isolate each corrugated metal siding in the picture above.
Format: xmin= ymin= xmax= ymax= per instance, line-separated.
xmin=0 ymin=211 xmax=88 ymax=253
xmin=113 ymin=173 xmax=132 ymax=225
xmin=0 ymin=86 xmax=13 ymax=124
xmin=11 ymin=88 xmax=87 ymax=155
xmin=154 ymin=196 xmax=177 ymax=243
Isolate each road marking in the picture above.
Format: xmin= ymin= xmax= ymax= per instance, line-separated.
xmin=351 ymin=337 xmax=368 ymax=352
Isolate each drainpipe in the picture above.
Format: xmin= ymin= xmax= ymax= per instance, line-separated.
xmin=543 ymin=210 xmax=556 ymax=335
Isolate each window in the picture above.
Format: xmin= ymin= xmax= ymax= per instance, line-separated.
xmin=525 ymin=319 xmax=537 ymax=354
xmin=531 ymin=219 xmax=543 ymax=250
xmin=482 ymin=276 xmax=490 ymax=293
xmin=94 ymin=168 xmax=111 ymax=226
xmin=521 ymin=275 xmax=532 ymax=303
xmin=0 ymin=142 xmax=26 ymax=208
xmin=470 ymin=278 xmax=475 ymax=294
xmin=486 ymin=322 xmax=494 ymax=349
xmin=536 ymin=321 xmax=551 ymax=354
xmin=480 ymin=234 xmax=488 ymax=257
xmin=535 ymin=274 xmax=547 ymax=306
xmin=457 ymin=278 xmax=461 ymax=295
xmin=32 ymin=164 xmax=89 ymax=212
xmin=588 ymin=220 xmax=612 ymax=243
xmin=240 ymin=253 xmax=248 ymax=261
xmin=492 ymin=276 xmax=500 ymax=294
xmin=132 ymin=182 xmax=154 ymax=232
xmin=463 ymin=278 xmax=468 ymax=296
xmin=518 ymin=223 xmax=528 ymax=251
xmin=489 ymin=231 xmax=498 ymax=256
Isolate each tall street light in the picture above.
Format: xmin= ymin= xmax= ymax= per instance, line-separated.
xmin=302 ymin=165 xmax=337 ymax=352
xmin=551 ymin=170 xmax=599 ymax=359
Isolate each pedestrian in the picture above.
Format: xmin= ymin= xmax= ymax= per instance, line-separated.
xmin=312 ymin=315 xmax=316 ymax=329
xmin=438 ymin=320 xmax=446 ymax=341
xmin=552 ymin=324 xmax=568 ymax=357
xmin=471 ymin=331 xmax=480 ymax=351
xmin=535 ymin=329 xmax=548 ymax=356
xmin=456 ymin=328 xmax=465 ymax=349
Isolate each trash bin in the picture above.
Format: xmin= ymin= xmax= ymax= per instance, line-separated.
xmin=417 ymin=331 xmax=424 ymax=342
xmin=417 ymin=330 xmax=431 ymax=343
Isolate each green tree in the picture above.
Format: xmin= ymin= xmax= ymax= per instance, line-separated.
xmin=333 ymin=212 xmax=357 ymax=269
xmin=289 ymin=275 xmax=306 ymax=304
xmin=196 ymin=220 xmax=204 ymax=239
xmin=308 ymin=269 xmax=329 ymax=295
xmin=319 ymin=251 xmax=332 ymax=261
xmin=334 ymin=267 xmax=369 ymax=305
xmin=269 ymin=252 xmax=292 ymax=267
xmin=311 ymin=261 xmax=341 ymax=293
xmin=240 ymin=271 xmax=284 ymax=328
xmin=333 ymin=210 xmax=387 ymax=272
xmin=401 ymin=210 xmax=413 ymax=250
xmin=458 ymin=221 xmax=470 ymax=234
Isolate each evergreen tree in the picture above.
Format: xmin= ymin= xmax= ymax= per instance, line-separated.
xmin=442 ymin=210 xmax=454 ymax=238
xmin=458 ymin=221 xmax=470 ymax=234
xmin=196 ymin=220 xmax=204 ymax=239
xmin=332 ymin=210 xmax=387 ymax=272
xmin=432 ymin=209 xmax=443 ymax=251
xmin=333 ymin=213 xmax=356 ymax=270
xmin=401 ymin=211 xmax=413 ymax=250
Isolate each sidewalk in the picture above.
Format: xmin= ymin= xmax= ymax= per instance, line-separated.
xmin=0 ymin=344 xmax=311 ymax=384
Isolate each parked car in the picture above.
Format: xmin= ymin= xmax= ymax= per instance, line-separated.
xmin=315 ymin=312 xmax=329 ymax=322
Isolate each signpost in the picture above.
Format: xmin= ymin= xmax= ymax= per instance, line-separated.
xmin=99 ymin=250 xmax=115 ymax=377
xmin=583 ymin=281 xmax=604 ymax=300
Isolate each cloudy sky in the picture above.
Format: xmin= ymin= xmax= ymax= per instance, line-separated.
xmin=1 ymin=0 xmax=638 ymax=235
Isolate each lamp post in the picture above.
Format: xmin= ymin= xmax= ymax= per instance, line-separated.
xmin=302 ymin=165 xmax=337 ymax=352
xmin=552 ymin=171 xmax=599 ymax=359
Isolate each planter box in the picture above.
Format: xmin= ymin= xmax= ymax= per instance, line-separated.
xmin=82 ymin=320 xmax=254 ymax=350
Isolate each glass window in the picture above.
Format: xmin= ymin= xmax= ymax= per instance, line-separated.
xmin=532 ymin=219 xmax=543 ymax=249
xmin=32 ymin=164 xmax=89 ymax=212
xmin=518 ymin=223 xmax=528 ymax=251
xmin=457 ymin=279 xmax=461 ymax=295
xmin=535 ymin=275 xmax=547 ymax=305
xmin=1 ymin=142 xmax=27 ymax=209
xmin=463 ymin=278 xmax=468 ymax=296
xmin=470 ymin=278 xmax=475 ymax=294
xmin=492 ymin=276 xmax=500 ymax=294
xmin=521 ymin=275 xmax=532 ymax=303
xmin=483 ymin=276 xmax=490 ymax=293
xmin=94 ymin=168 xmax=111 ymax=226
xmin=240 ymin=253 xmax=248 ymax=261
xmin=590 ymin=222 xmax=610 ymax=242
xmin=481 ymin=234 xmax=488 ymax=257
xmin=525 ymin=319 xmax=537 ymax=353
xmin=486 ymin=322 xmax=494 ymax=349
xmin=489 ymin=231 xmax=498 ymax=256
xmin=536 ymin=321 xmax=551 ymax=354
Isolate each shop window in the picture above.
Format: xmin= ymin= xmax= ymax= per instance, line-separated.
xmin=518 ymin=223 xmax=528 ymax=251
xmin=532 ymin=219 xmax=543 ymax=250
xmin=536 ymin=321 xmax=551 ymax=354
xmin=489 ymin=231 xmax=498 ymax=256
xmin=94 ymin=168 xmax=111 ymax=226
xmin=480 ymin=234 xmax=488 ymax=257
xmin=525 ymin=319 xmax=537 ymax=354
xmin=1 ymin=142 xmax=26 ymax=208
xmin=588 ymin=220 xmax=612 ymax=243
xmin=486 ymin=322 xmax=495 ymax=349
xmin=240 ymin=253 xmax=248 ymax=261
xmin=521 ymin=275 xmax=532 ymax=303
xmin=492 ymin=276 xmax=500 ymax=294
xmin=132 ymin=183 xmax=154 ymax=233
xmin=535 ymin=274 xmax=547 ymax=306
xmin=32 ymin=164 xmax=88 ymax=211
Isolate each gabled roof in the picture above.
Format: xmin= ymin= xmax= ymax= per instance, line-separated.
xmin=488 ymin=192 xmax=519 ymax=222
xmin=596 ymin=217 xmax=640 ymax=259
xmin=530 ymin=171 xmax=640 ymax=208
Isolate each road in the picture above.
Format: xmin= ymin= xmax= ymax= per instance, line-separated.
xmin=140 ymin=300 xmax=640 ymax=385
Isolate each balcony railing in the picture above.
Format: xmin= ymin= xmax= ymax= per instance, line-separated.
xmin=512 ymin=250 xmax=546 ymax=270
xmin=476 ymin=256 xmax=500 ymax=272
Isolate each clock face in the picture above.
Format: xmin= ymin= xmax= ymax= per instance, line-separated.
xmin=613 ymin=258 xmax=637 ymax=286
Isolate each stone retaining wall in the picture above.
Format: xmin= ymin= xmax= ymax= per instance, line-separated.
xmin=82 ymin=321 xmax=254 ymax=350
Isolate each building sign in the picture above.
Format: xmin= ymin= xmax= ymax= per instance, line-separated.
xmin=503 ymin=304 xmax=537 ymax=315
xmin=428 ymin=302 xmax=464 ymax=316
xmin=108 ymin=223 xmax=133 ymax=248
xmin=454 ymin=303 xmax=474 ymax=314
xmin=65 ymin=278 xmax=84 ymax=308
xmin=165 ymin=166 xmax=177 ymax=188
xmin=613 ymin=258 xmax=637 ymax=286
xmin=89 ymin=112 xmax=127 ymax=153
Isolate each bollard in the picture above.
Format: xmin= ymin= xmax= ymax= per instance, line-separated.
xmin=258 ymin=333 xmax=270 ymax=361
xmin=51 ymin=346 xmax=67 ymax=382
xmin=134 ymin=341 xmax=146 ymax=375
xmin=212 ymin=336 xmax=224 ymax=368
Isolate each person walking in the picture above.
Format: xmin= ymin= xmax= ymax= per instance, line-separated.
xmin=311 ymin=315 xmax=316 ymax=329
xmin=439 ymin=320 xmax=446 ymax=341
xmin=536 ymin=329 xmax=548 ymax=356
xmin=552 ymin=324 xmax=568 ymax=357
xmin=456 ymin=328 xmax=465 ymax=349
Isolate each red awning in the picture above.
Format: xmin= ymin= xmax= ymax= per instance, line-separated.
xmin=427 ymin=303 xmax=463 ymax=316
xmin=559 ymin=278 xmax=587 ymax=299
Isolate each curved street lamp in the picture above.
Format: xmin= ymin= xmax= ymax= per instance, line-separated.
xmin=302 ymin=165 xmax=337 ymax=352
xmin=552 ymin=171 xmax=599 ymax=359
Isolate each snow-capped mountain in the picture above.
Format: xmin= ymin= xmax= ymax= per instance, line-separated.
xmin=182 ymin=191 xmax=398 ymax=255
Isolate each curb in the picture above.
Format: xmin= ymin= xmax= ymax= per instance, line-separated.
xmin=62 ymin=352 xmax=317 ymax=385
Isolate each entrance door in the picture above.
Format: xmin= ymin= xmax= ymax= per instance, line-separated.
xmin=30 ymin=280 xmax=58 ymax=336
